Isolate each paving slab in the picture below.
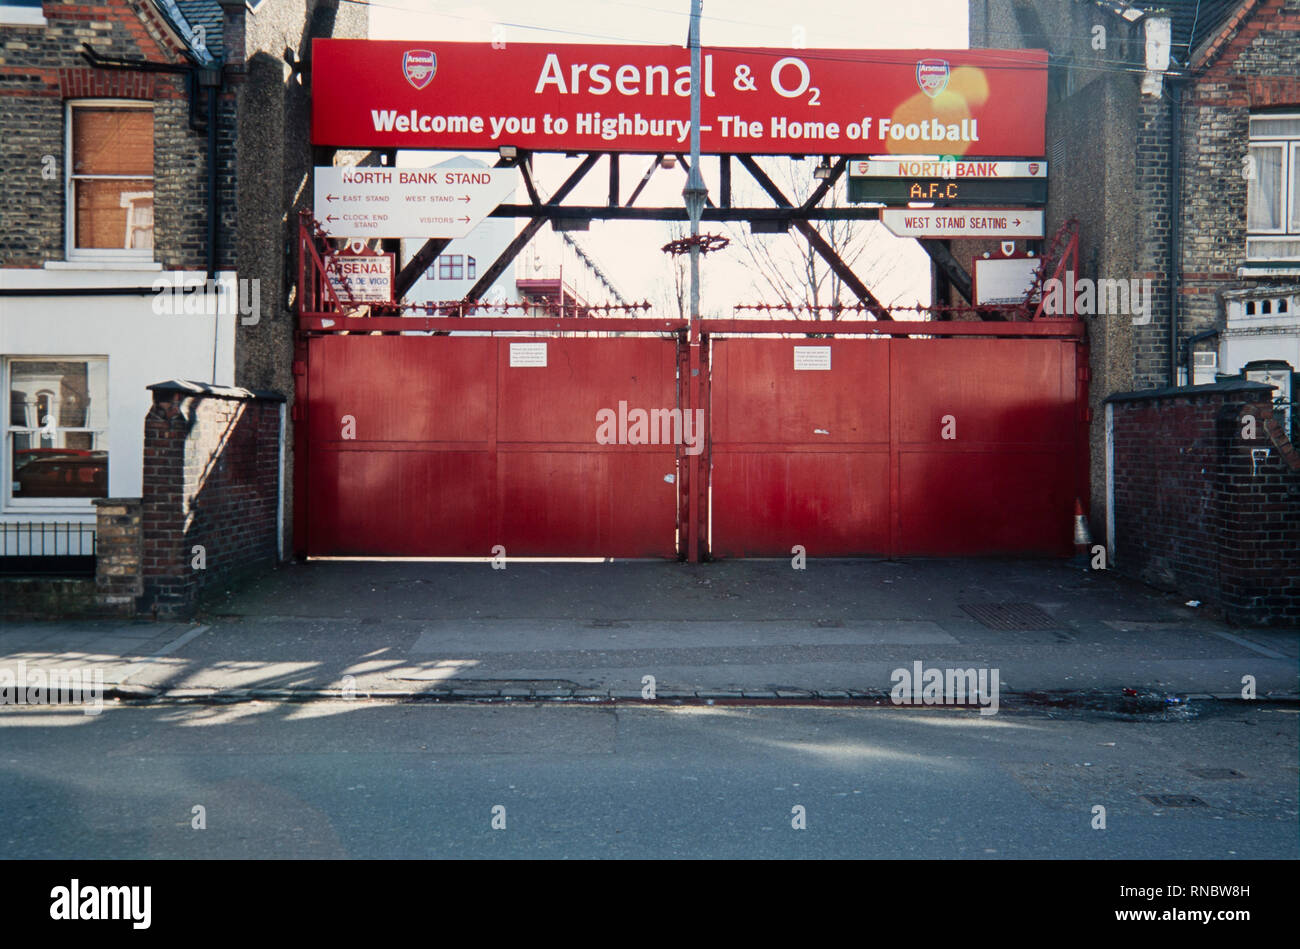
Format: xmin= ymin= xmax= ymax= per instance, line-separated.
xmin=1 ymin=560 xmax=1295 ymax=705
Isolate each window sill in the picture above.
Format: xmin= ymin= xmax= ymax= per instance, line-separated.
xmin=0 ymin=8 xmax=46 ymax=27
xmin=46 ymin=260 xmax=163 ymax=272
xmin=1238 ymin=264 xmax=1300 ymax=277
xmin=2 ymin=504 xmax=99 ymax=517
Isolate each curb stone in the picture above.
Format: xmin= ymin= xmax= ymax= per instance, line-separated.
xmin=85 ymin=686 xmax=1300 ymax=707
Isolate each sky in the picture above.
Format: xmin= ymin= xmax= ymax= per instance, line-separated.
xmin=361 ymin=0 xmax=972 ymax=314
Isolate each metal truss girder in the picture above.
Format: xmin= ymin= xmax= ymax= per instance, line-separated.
xmin=737 ymin=155 xmax=891 ymax=321
xmin=463 ymin=153 xmax=601 ymax=303
xmin=918 ymin=239 xmax=976 ymax=309
xmin=487 ymin=205 xmax=882 ymax=221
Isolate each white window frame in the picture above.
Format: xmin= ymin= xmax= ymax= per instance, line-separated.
xmin=65 ymin=99 xmax=154 ymax=262
xmin=4 ymin=356 xmax=109 ymax=513
xmin=438 ymin=254 xmax=464 ymax=280
xmin=1247 ymin=114 xmax=1300 ymax=263
xmin=1292 ymin=142 xmax=1300 ymax=234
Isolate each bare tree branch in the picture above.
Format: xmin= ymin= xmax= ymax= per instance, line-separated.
xmin=728 ymin=156 xmax=909 ymax=317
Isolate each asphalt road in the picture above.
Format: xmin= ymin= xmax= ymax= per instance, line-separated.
xmin=2 ymin=701 xmax=1296 ymax=859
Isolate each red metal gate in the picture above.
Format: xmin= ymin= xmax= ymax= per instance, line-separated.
xmin=295 ymin=312 xmax=1086 ymax=560
xmin=704 ymin=322 xmax=1089 ymax=558
xmin=299 ymin=329 xmax=684 ymax=558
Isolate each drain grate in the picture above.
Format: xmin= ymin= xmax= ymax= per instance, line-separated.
xmin=1187 ymin=768 xmax=1244 ymax=780
xmin=960 ymin=602 xmax=1060 ymax=630
xmin=1143 ymin=794 xmax=1208 ymax=807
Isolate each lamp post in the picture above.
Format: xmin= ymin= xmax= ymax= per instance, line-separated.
xmin=681 ymin=0 xmax=708 ymax=563
xmin=683 ymin=0 xmax=706 ymax=323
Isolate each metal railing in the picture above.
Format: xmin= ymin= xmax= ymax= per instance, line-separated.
xmin=0 ymin=521 xmax=97 ymax=576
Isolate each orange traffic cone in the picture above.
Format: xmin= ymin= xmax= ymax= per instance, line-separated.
xmin=1072 ymin=498 xmax=1093 ymax=566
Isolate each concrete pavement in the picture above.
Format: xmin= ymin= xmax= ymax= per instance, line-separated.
xmin=2 ymin=558 xmax=1296 ymax=706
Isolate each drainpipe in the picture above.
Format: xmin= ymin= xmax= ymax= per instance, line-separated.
xmin=201 ymin=73 xmax=221 ymax=280
xmin=1168 ymin=77 xmax=1182 ymax=387
xmin=1105 ymin=403 xmax=1115 ymax=564
xmin=79 ymin=45 xmax=203 ymax=128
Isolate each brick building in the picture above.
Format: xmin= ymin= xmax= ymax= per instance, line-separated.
xmin=970 ymin=0 xmax=1299 ymax=621
xmin=0 ymin=0 xmax=365 ymax=611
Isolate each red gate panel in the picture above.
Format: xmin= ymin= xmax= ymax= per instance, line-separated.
xmin=710 ymin=337 xmax=891 ymax=557
xmin=305 ymin=334 xmax=679 ymax=558
xmin=495 ymin=335 xmax=680 ymax=557
xmin=708 ymin=335 xmax=1083 ymax=558
xmin=892 ymin=338 xmax=1078 ymax=556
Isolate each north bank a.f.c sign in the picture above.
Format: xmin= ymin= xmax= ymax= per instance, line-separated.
xmin=311 ymin=40 xmax=1046 ymax=157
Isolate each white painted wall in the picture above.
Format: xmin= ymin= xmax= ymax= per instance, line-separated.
xmin=403 ymin=218 xmax=517 ymax=309
xmin=1221 ymin=291 xmax=1300 ymax=376
xmin=0 ymin=266 xmax=236 ymax=520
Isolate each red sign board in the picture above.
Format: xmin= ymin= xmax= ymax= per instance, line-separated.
xmin=311 ymin=40 xmax=1046 ymax=157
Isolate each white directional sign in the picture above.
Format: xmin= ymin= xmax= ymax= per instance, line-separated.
xmin=851 ymin=159 xmax=1046 ymax=178
xmin=313 ymin=165 xmax=515 ymax=238
xmin=880 ymin=208 xmax=1044 ymax=239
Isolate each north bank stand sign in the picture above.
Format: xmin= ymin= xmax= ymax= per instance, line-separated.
xmin=311 ymin=40 xmax=1046 ymax=157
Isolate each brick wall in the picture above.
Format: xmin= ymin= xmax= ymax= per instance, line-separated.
xmin=1133 ymin=93 xmax=1174 ymax=388
xmin=1175 ymin=0 xmax=1300 ymax=383
xmin=140 ymin=380 xmax=283 ymax=617
xmin=1109 ymin=379 xmax=1300 ymax=625
xmin=0 ymin=0 xmax=235 ymax=270
xmin=93 ymin=497 xmax=142 ymax=612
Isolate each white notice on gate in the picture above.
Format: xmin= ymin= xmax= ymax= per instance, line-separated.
xmin=794 ymin=346 xmax=831 ymax=371
xmin=509 ymin=342 xmax=547 ymax=367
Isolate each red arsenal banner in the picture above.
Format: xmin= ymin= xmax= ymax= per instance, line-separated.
xmin=311 ymin=40 xmax=1046 ymax=157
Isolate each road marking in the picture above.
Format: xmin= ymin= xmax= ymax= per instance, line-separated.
xmin=1210 ymin=629 xmax=1286 ymax=659
xmin=117 ymin=624 xmax=210 ymax=683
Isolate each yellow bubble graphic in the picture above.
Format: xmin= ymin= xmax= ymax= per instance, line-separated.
xmin=947 ymin=66 xmax=990 ymax=107
xmin=887 ymin=91 xmax=973 ymax=155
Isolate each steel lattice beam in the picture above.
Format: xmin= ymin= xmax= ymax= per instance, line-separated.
xmin=463 ymin=153 xmax=601 ymax=303
xmin=737 ymin=155 xmax=891 ymax=321
xmin=487 ymin=205 xmax=883 ymax=221
xmin=918 ymin=239 xmax=975 ymax=307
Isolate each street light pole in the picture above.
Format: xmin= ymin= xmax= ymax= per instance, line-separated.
xmin=684 ymin=0 xmax=706 ymax=323
xmin=683 ymin=0 xmax=707 ymax=563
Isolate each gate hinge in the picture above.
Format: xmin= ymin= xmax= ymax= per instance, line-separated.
xmin=293 ymin=360 xmax=307 ymax=377
xmin=291 ymin=404 xmax=303 ymax=422
xmin=1077 ymin=366 xmax=1091 ymax=381
xmin=1081 ymin=406 xmax=1093 ymax=423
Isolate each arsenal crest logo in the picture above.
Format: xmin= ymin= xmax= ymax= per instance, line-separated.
xmin=403 ymin=49 xmax=437 ymax=90
xmin=915 ymin=59 xmax=950 ymax=98
xmin=1028 ymin=162 xmax=1041 ymax=175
